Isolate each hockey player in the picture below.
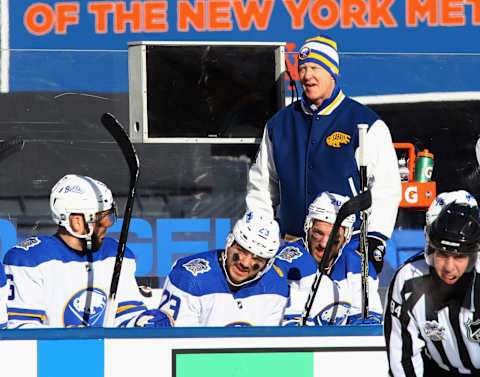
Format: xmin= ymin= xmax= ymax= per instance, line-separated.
xmin=275 ymin=191 xmax=383 ymax=325
xmin=384 ymin=202 xmax=480 ymax=376
xmin=159 ymin=211 xmax=289 ymax=326
xmin=3 ymin=174 xmax=172 ymax=328
xmin=0 ymin=263 xmax=7 ymax=328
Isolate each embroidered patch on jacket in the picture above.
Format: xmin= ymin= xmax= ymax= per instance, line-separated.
xmin=182 ymin=258 xmax=211 ymax=276
xmin=466 ymin=318 xmax=480 ymax=343
xmin=424 ymin=320 xmax=445 ymax=341
xmin=326 ymin=132 xmax=351 ymax=148
xmin=277 ymin=246 xmax=303 ymax=263
xmin=15 ymin=237 xmax=41 ymax=251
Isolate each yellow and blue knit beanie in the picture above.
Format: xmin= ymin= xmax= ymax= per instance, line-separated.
xmin=298 ymin=35 xmax=339 ymax=80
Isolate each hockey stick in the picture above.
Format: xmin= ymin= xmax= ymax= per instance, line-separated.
xmin=301 ymin=189 xmax=372 ymax=325
xmin=101 ymin=113 xmax=140 ymax=327
xmin=358 ymin=123 xmax=369 ymax=319
xmin=0 ymin=136 xmax=25 ymax=162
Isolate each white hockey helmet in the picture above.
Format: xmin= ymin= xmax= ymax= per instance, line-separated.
xmin=50 ymin=174 xmax=116 ymax=242
xmin=223 ymin=210 xmax=280 ymax=287
xmin=304 ymin=191 xmax=355 ymax=238
xmin=304 ymin=192 xmax=355 ymax=261
xmin=225 ymin=210 xmax=280 ymax=259
xmin=425 ymin=190 xmax=477 ymax=227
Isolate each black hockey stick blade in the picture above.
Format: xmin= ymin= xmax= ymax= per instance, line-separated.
xmin=301 ymin=190 xmax=372 ymax=325
xmin=100 ymin=113 xmax=140 ymax=326
xmin=101 ymin=113 xmax=139 ymax=182
xmin=0 ymin=136 xmax=25 ymax=162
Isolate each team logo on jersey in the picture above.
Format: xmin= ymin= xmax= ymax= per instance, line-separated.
xmin=326 ymin=132 xmax=351 ymax=148
xmin=15 ymin=237 xmax=41 ymax=251
xmin=183 ymin=258 xmax=211 ymax=276
xmin=63 ymin=287 xmax=107 ymax=327
xmin=277 ymin=246 xmax=303 ymax=263
xmin=465 ymin=318 xmax=480 ymax=343
xmin=424 ymin=320 xmax=445 ymax=341
xmin=314 ymin=301 xmax=351 ymax=326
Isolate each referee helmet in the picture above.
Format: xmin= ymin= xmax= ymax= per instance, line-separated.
xmin=425 ymin=202 xmax=480 ymax=271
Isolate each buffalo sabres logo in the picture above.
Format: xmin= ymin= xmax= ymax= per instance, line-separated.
xmin=183 ymin=258 xmax=211 ymax=276
xmin=298 ymin=46 xmax=311 ymax=60
xmin=16 ymin=237 xmax=41 ymax=251
xmin=424 ymin=320 xmax=445 ymax=341
xmin=277 ymin=246 xmax=303 ymax=263
xmin=465 ymin=318 xmax=480 ymax=343
xmin=326 ymin=132 xmax=351 ymax=148
xmin=313 ymin=302 xmax=351 ymax=326
xmin=64 ymin=287 xmax=107 ymax=327
xmin=373 ymin=248 xmax=384 ymax=262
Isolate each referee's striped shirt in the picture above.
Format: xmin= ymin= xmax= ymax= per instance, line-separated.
xmin=384 ymin=252 xmax=480 ymax=376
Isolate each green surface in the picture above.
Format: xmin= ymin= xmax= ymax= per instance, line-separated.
xmin=176 ymin=352 xmax=313 ymax=377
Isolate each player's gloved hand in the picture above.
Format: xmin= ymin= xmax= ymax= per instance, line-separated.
xmin=367 ymin=236 xmax=386 ymax=274
xmin=135 ymin=309 xmax=174 ymax=328
xmin=348 ymin=313 xmax=383 ymax=325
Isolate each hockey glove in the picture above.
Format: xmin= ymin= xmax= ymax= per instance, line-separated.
xmin=367 ymin=236 xmax=386 ymax=274
xmin=135 ymin=309 xmax=174 ymax=328
xmin=348 ymin=312 xmax=383 ymax=325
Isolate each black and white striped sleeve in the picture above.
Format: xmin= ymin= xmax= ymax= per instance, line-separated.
xmin=384 ymin=265 xmax=426 ymax=377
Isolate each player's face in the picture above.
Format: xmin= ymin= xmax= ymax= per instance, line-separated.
xmin=433 ymin=250 xmax=470 ymax=285
xmin=226 ymin=243 xmax=267 ymax=284
xmin=90 ymin=208 xmax=116 ymax=251
xmin=298 ymin=62 xmax=335 ymax=107
xmin=307 ymin=220 xmax=346 ymax=265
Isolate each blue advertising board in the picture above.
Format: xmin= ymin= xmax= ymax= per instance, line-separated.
xmin=4 ymin=0 xmax=480 ymax=93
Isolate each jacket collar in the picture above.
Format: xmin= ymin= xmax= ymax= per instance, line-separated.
xmin=300 ymin=84 xmax=345 ymax=116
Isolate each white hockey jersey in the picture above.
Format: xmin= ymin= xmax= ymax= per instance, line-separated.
xmin=276 ymin=237 xmax=383 ymax=325
xmin=3 ymin=235 xmax=148 ymax=328
xmin=160 ymin=250 xmax=289 ymax=327
xmin=275 ymin=242 xmax=351 ymax=326
xmin=0 ymin=262 xmax=7 ymax=328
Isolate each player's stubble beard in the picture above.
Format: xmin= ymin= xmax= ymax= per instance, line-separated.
xmin=81 ymin=232 xmax=103 ymax=253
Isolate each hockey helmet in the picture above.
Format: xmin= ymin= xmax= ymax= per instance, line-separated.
xmin=425 ymin=190 xmax=477 ymax=227
xmin=425 ymin=202 xmax=480 ymax=271
xmin=222 ymin=210 xmax=280 ymax=287
xmin=225 ymin=210 xmax=280 ymax=259
xmin=304 ymin=191 xmax=355 ymax=240
xmin=50 ymin=174 xmax=117 ymax=240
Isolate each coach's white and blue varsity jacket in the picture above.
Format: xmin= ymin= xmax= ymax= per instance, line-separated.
xmin=246 ymin=86 xmax=401 ymax=240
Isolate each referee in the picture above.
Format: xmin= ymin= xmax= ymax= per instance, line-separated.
xmin=384 ymin=202 xmax=480 ymax=376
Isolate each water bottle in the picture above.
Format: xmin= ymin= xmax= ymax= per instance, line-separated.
xmin=415 ymin=149 xmax=434 ymax=182
xmin=398 ymin=157 xmax=410 ymax=182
